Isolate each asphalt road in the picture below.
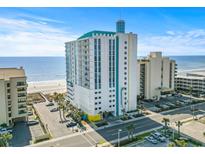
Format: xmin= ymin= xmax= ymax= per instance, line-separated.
xmin=30 ymin=102 xmax=205 ymax=147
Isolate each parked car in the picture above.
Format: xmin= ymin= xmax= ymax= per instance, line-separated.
xmin=0 ymin=128 xmax=12 ymax=134
xmin=50 ymin=108 xmax=59 ymax=112
xmin=151 ymin=132 xmax=166 ymax=142
xmin=66 ymin=122 xmax=77 ymax=128
xmin=145 ymin=136 xmax=158 ymax=144
xmin=46 ymin=102 xmax=54 ymax=106
xmin=27 ymin=120 xmax=39 ymax=126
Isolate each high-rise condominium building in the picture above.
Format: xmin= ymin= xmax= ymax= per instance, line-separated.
xmin=65 ymin=20 xmax=137 ymax=116
xmin=137 ymin=52 xmax=177 ymax=100
xmin=0 ymin=67 xmax=27 ymax=126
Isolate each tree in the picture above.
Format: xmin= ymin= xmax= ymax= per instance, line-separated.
xmin=126 ymin=124 xmax=135 ymax=140
xmin=0 ymin=133 xmax=12 ymax=147
xmin=53 ymin=92 xmax=66 ymax=123
xmin=162 ymin=117 xmax=170 ymax=135
xmin=175 ymin=121 xmax=183 ymax=138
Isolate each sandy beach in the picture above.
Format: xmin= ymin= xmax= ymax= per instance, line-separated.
xmin=27 ymin=79 xmax=66 ymax=94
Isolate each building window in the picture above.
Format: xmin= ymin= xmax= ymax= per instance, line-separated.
xmin=124 ymin=46 xmax=127 ymax=49
xmin=95 ymin=97 xmax=98 ymax=99
xmin=99 ymin=107 xmax=101 ymax=110
xmin=8 ymin=107 xmax=11 ymax=111
xmin=124 ymin=41 xmax=127 ymax=44
xmin=124 ymin=52 xmax=127 ymax=55
xmin=109 ymin=39 xmax=115 ymax=88
xmin=95 ymin=102 xmax=97 ymax=105
xmin=17 ymin=82 xmax=25 ymax=86
xmin=95 ymin=108 xmax=97 ymax=110
xmin=7 ymin=83 xmax=10 ymax=87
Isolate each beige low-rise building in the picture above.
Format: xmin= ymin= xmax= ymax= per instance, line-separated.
xmin=0 ymin=67 xmax=27 ymax=126
xmin=137 ymin=52 xmax=177 ymax=100
xmin=175 ymin=71 xmax=205 ymax=96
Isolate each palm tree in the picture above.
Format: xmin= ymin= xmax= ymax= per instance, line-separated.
xmin=53 ymin=93 xmax=66 ymax=123
xmin=126 ymin=124 xmax=135 ymax=140
xmin=0 ymin=133 xmax=12 ymax=147
xmin=175 ymin=121 xmax=183 ymax=138
xmin=162 ymin=117 xmax=170 ymax=135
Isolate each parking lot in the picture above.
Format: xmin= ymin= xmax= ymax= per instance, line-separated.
xmin=10 ymin=115 xmax=45 ymax=147
xmin=135 ymin=140 xmax=169 ymax=147
xmin=33 ymin=102 xmax=73 ymax=138
xmin=143 ymin=95 xmax=198 ymax=113
xmin=10 ymin=122 xmax=32 ymax=147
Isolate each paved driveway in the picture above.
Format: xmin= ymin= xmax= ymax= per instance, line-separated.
xmin=33 ymin=102 xmax=73 ymax=138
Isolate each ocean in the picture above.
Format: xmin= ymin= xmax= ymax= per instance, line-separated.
xmin=0 ymin=57 xmax=66 ymax=82
xmin=0 ymin=56 xmax=205 ymax=82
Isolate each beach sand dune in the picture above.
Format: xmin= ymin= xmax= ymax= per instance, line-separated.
xmin=28 ymin=79 xmax=66 ymax=94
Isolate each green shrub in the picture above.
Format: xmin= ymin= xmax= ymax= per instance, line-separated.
xmin=0 ymin=123 xmax=7 ymax=128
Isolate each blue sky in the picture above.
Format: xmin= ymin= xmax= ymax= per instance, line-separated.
xmin=0 ymin=7 xmax=205 ymax=56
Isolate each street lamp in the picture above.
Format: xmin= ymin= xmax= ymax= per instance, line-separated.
xmin=118 ymin=129 xmax=122 ymax=147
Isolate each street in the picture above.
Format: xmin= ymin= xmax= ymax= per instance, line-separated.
xmin=30 ymin=102 xmax=205 ymax=147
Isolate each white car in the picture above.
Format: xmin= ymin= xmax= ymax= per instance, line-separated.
xmin=0 ymin=128 xmax=12 ymax=134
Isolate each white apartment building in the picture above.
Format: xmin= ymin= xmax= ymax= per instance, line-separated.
xmin=65 ymin=20 xmax=137 ymax=116
xmin=137 ymin=52 xmax=176 ymax=100
xmin=175 ymin=71 xmax=205 ymax=96
xmin=0 ymin=67 xmax=27 ymax=126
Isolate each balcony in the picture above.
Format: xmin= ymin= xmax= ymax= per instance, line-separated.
xmin=18 ymin=110 xmax=27 ymax=115
xmin=18 ymin=93 xmax=27 ymax=98
xmin=17 ymin=88 xmax=26 ymax=93
xmin=16 ymin=82 xmax=27 ymax=88
xmin=18 ymin=105 xmax=27 ymax=109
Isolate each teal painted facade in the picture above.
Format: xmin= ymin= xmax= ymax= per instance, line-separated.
xmin=115 ymin=36 xmax=119 ymax=116
xmin=78 ymin=30 xmax=116 ymax=40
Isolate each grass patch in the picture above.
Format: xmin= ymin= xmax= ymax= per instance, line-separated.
xmin=120 ymin=116 xmax=132 ymax=121
xmin=27 ymin=93 xmax=45 ymax=104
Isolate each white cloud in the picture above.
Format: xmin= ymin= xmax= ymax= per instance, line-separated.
xmin=139 ymin=29 xmax=205 ymax=56
xmin=0 ymin=16 xmax=77 ymax=56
